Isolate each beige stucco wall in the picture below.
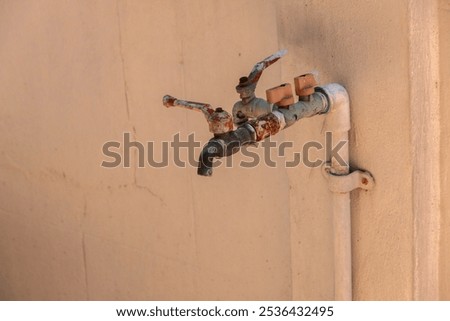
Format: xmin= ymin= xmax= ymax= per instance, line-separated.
xmin=0 ymin=0 xmax=446 ymax=300
xmin=278 ymin=0 xmax=414 ymax=300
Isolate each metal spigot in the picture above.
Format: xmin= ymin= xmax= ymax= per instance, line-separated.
xmin=162 ymin=50 xmax=329 ymax=177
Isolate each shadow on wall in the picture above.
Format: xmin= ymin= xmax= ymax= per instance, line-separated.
xmin=276 ymin=0 xmax=398 ymax=88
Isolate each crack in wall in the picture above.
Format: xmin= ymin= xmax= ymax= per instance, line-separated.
xmin=116 ymin=0 xmax=130 ymax=121
xmin=81 ymin=232 xmax=90 ymax=300
xmin=115 ymin=2 xmax=164 ymax=210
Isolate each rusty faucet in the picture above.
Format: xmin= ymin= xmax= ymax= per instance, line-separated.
xmin=163 ymin=49 xmax=333 ymax=176
xmin=163 ymin=50 xmax=377 ymax=304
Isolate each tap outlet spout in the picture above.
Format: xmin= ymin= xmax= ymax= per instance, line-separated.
xmin=197 ymin=124 xmax=255 ymax=176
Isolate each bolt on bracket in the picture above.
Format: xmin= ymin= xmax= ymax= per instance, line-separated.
xmin=321 ymin=162 xmax=375 ymax=193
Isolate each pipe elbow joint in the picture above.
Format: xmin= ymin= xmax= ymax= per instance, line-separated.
xmin=317 ymin=83 xmax=350 ymax=133
xmin=197 ymin=125 xmax=255 ymax=176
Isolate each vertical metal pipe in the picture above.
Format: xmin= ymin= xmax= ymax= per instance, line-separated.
xmin=331 ymin=131 xmax=351 ymax=301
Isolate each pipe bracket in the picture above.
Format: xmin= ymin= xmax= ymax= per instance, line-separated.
xmin=322 ymin=162 xmax=375 ymax=193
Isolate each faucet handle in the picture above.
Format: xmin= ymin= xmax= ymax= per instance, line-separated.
xmin=247 ymin=49 xmax=287 ymax=85
xmin=163 ymin=95 xmax=214 ymax=118
xmin=162 ymin=95 xmax=233 ymax=135
xmin=294 ymin=73 xmax=318 ymax=101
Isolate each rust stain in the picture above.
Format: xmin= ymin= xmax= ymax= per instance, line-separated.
xmin=208 ymin=107 xmax=233 ymax=134
xmin=163 ymin=95 xmax=177 ymax=107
